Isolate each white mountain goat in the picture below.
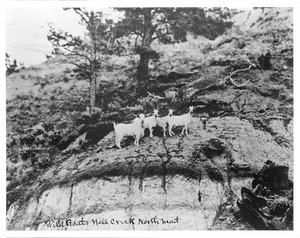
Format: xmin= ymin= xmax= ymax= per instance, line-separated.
xmin=141 ymin=109 xmax=159 ymax=137
xmin=168 ymin=106 xmax=194 ymax=136
xmin=113 ymin=114 xmax=145 ymax=149
xmin=156 ymin=109 xmax=173 ymax=137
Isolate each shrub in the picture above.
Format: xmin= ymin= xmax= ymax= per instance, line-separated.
xmin=62 ymin=75 xmax=70 ymax=83
xmin=63 ymin=67 xmax=72 ymax=74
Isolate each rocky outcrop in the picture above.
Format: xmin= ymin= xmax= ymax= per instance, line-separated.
xmin=7 ymin=115 xmax=292 ymax=230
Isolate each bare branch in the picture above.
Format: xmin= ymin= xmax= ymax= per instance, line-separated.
xmin=69 ymin=61 xmax=92 ymax=80
xmin=147 ymin=91 xmax=165 ymax=100
xmin=229 ymin=77 xmax=251 ymax=87
xmin=133 ymin=30 xmax=143 ymax=38
xmin=135 ymin=35 xmax=140 ymax=46
xmin=221 ymin=64 xmax=255 ymax=87
xmin=63 ymin=47 xmax=93 ymax=64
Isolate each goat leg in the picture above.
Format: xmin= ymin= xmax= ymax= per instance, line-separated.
xmin=116 ymin=138 xmax=121 ymax=149
xmin=150 ymin=128 xmax=153 ymax=137
xmin=181 ymin=126 xmax=185 ymax=135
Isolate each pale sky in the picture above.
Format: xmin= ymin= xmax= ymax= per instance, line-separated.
xmin=5 ymin=8 xmax=86 ymax=66
xmin=5 ymin=7 xmax=123 ymax=67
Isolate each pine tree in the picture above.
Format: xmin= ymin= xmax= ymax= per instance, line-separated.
xmin=47 ymin=8 xmax=112 ymax=113
xmin=113 ymin=8 xmax=232 ymax=94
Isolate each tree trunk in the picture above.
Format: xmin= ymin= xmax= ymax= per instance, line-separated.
xmin=89 ymin=74 xmax=97 ymax=115
xmin=89 ymin=11 xmax=98 ymax=113
xmin=136 ymin=8 xmax=155 ymax=95
xmin=137 ymin=52 xmax=150 ymax=93
xmin=90 ymin=74 xmax=97 ymax=110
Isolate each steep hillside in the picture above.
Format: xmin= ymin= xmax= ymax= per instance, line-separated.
xmin=6 ymin=8 xmax=293 ymax=230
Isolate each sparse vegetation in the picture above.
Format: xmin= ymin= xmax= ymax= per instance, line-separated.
xmin=6 ymin=7 xmax=293 ymax=230
xmin=6 ymin=53 xmax=19 ymax=76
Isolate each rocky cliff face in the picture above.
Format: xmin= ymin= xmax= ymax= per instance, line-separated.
xmin=6 ymin=7 xmax=293 ymax=230
xmin=7 ymin=115 xmax=292 ymax=230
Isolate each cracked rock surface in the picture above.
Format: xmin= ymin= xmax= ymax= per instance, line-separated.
xmin=6 ymin=116 xmax=292 ymax=230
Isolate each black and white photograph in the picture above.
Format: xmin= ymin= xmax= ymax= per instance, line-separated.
xmin=4 ymin=2 xmax=295 ymax=234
